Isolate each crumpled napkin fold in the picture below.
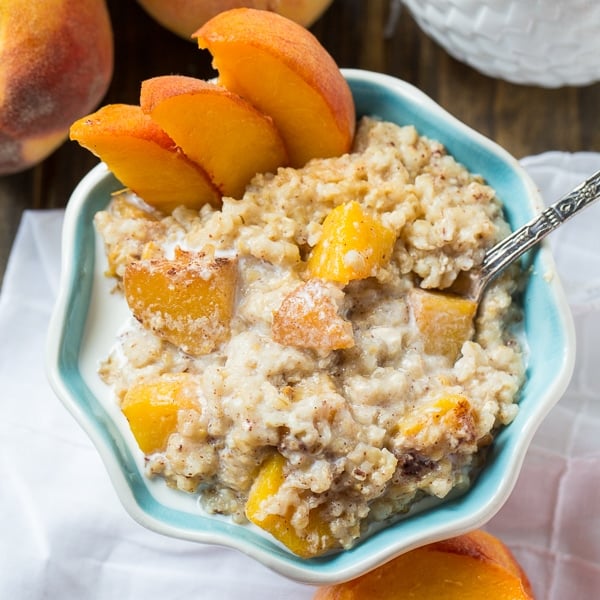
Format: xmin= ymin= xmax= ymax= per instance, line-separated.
xmin=1 ymin=152 xmax=599 ymax=599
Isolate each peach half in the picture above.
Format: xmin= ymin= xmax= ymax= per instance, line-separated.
xmin=314 ymin=530 xmax=535 ymax=599
xmin=194 ymin=8 xmax=356 ymax=168
xmin=69 ymin=103 xmax=220 ymax=213
xmin=141 ymin=75 xmax=288 ymax=199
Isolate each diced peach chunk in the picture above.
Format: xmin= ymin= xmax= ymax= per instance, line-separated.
xmin=408 ymin=288 xmax=477 ymax=359
xmin=400 ymin=394 xmax=474 ymax=438
xmin=307 ymin=201 xmax=396 ymax=284
xmin=70 ymin=103 xmax=220 ymax=213
xmin=140 ymin=76 xmax=288 ymax=199
xmin=123 ymin=248 xmax=238 ymax=356
xmin=272 ymin=279 xmax=354 ymax=351
xmin=245 ymin=452 xmax=335 ymax=558
xmin=121 ymin=373 xmax=199 ymax=454
xmin=194 ymin=8 xmax=355 ymax=168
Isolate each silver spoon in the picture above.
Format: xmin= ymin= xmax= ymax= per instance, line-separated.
xmin=450 ymin=168 xmax=600 ymax=302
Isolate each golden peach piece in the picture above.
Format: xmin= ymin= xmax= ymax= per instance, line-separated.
xmin=307 ymin=201 xmax=396 ymax=285
xmin=399 ymin=394 xmax=474 ymax=438
xmin=136 ymin=0 xmax=334 ymax=39
xmin=70 ymin=103 xmax=220 ymax=213
xmin=408 ymin=288 xmax=477 ymax=360
xmin=194 ymin=8 xmax=355 ymax=167
xmin=313 ymin=529 xmax=535 ymax=599
xmin=123 ymin=248 xmax=238 ymax=356
xmin=121 ymin=373 xmax=200 ymax=454
xmin=272 ymin=279 xmax=354 ymax=351
xmin=0 ymin=0 xmax=113 ymax=175
xmin=140 ymin=75 xmax=288 ymax=199
xmin=245 ymin=452 xmax=335 ymax=558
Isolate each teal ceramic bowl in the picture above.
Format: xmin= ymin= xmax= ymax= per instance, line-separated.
xmin=47 ymin=69 xmax=575 ymax=584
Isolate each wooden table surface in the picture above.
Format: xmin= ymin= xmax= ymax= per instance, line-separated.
xmin=1 ymin=0 xmax=599 ymax=286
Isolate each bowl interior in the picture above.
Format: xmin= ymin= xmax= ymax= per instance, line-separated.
xmin=47 ymin=69 xmax=575 ymax=584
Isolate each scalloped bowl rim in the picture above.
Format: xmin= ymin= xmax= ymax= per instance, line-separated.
xmin=46 ymin=68 xmax=575 ymax=585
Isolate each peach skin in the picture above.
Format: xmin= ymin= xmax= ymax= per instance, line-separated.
xmin=313 ymin=529 xmax=535 ymax=600
xmin=141 ymin=75 xmax=288 ymax=199
xmin=0 ymin=0 xmax=113 ymax=175
xmin=136 ymin=0 xmax=334 ymax=39
xmin=69 ymin=103 xmax=220 ymax=213
xmin=194 ymin=8 xmax=356 ymax=168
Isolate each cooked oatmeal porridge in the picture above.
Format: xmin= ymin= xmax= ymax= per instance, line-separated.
xmin=95 ymin=117 xmax=525 ymax=557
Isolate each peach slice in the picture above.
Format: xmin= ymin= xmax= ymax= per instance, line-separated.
xmin=313 ymin=529 xmax=535 ymax=599
xmin=408 ymin=288 xmax=477 ymax=360
xmin=121 ymin=373 xmax=200 ymax=454
xmin=123 ymin=248 xmax=238 ymax=356
xmin=194 ymin=8 xmax=356 ymax=167
xmin=272 ymin=279 xmax=354 ymax=351
xmin=70 ymin=103 xmax=220 ymax=213
xmin=140 ymin=75 xmax=288 ymax=199
xmin=246 ymin=452 xmax=335 ymax=558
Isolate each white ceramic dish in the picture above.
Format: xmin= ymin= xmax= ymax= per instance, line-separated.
xmin=46 ymin=69 xmax=576 ymax=584
xmin=402 ymin=0 xmax=600 ymax=87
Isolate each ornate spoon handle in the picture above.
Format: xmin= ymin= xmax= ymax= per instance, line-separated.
xmin=473 ymin=169 xmax=600 ymax=300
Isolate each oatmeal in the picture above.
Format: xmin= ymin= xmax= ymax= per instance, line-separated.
xmin=95 ymin=117 xmax=525 ymax=557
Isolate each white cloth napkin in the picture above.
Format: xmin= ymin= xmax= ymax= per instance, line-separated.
xmin=1 ymin=152 xmax=599 ymax=599
xmin=486 ymin=152 xmax=600 ymax=600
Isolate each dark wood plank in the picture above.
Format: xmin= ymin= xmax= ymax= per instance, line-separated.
xmin=0 ymin=171 xmax=33 ymax=282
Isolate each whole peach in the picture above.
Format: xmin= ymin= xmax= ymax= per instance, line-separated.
xmin=136 ymin=0 xmax=334 ymax=39
xmin=0 ymin=0 xmax=113 ymax=175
